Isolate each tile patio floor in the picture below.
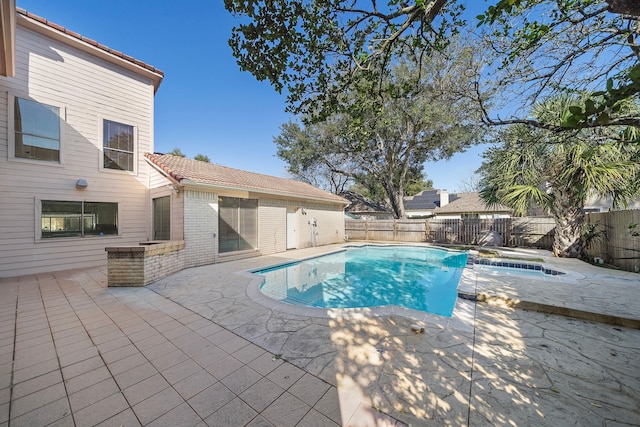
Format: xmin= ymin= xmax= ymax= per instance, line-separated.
xmin=0 ymin=244 xmax=639 ymax=426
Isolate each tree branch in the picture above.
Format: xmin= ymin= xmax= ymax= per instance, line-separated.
xmin=606 ymin=0 xmax=640 ymax=17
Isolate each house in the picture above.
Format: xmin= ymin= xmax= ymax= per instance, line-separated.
xmin=340 ymin=190 xmax=393 ymax=220
xmin=433 ymin=192 xmax=512 ymax=219
xmin=0 ymin=4 xmax=164 ymax=277
xmin=404 ymin=189 xmax=449 ymax=218
xmin=145 ymin=154 xmax=348 ymax=268
xmin=0 ymin=4 xmax=347 ymax=279
xmin=404 ymin=190 xmax=512 ymax=219
xmin=583 ymin=194 xmax=640 ymax=213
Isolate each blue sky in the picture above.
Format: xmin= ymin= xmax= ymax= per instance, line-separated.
xmin=17 ymin=0 xmax=488 ymax=193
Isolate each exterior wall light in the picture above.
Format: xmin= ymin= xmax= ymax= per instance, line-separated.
xmin=76 ymin=179 xmax=88 ymax=189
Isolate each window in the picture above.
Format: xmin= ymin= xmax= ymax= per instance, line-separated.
xmin=153 ymin=196 xmax=171 ymax=240
xmin=103 ymin=120 xmax=134 ymax=171
xmin=41 ymin=201 xmax=118 ymax=238
xmin=14 ymin=97 xmax=61 ymax=162
xmin=218 ymin=197 xmax=258 ymax=253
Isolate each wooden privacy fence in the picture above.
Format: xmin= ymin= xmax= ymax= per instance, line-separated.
xmin=345 ymin=217 xmax=556 ymax=249
xmin=346 ymin=211 xmax=640 ymax=272
xmin=585 ymin=209 xmax=640 ymax=273
xmin=345 ymin=220 xmax=427 ymax=242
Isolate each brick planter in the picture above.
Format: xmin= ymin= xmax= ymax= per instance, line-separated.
xmin=105 ymin=241 xmax=185 ymax=286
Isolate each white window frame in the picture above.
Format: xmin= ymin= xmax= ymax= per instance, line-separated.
xmin=8 ymin=94 xmax=66 ymax=166
xmin=99 ymin=117 xmax=138 ymax=175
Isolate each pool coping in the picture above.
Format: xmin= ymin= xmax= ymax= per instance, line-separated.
xmin=243 ymin=270 xmax=476 ymax=333
xmin=243 ymin=243 xmax=640 ymax=331
xmin=243 ymin=244 xmax=476 ymax=333
xmin=459 ymin=253 xmax=640 ymax=329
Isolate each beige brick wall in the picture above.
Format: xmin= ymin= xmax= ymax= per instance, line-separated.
xmin=183 ymin=190 xmax=218 ymax=268
xmin=143 ymin=249 xmax=184 ymax=285
xmin=107 ymin=251 xmax=145 ymax=286
xmin=106 ymin=241 xmax=185 ymax=286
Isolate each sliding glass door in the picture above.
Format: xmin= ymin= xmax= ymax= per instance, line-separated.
xmin=219 ymin=197 xmax=258 ymax=253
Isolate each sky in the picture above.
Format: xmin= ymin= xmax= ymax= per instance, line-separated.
xmin=17 ymin=0 xmax=489 ymax=193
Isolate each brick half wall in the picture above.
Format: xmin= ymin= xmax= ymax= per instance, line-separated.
xmin=105 ymin=241 xmax=185 ymax=286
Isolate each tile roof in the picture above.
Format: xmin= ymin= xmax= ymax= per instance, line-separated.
xmin=434 ymin=192 xmax=512 ymax=214
xmin=145 ymin=153 xmax=349 ymax=205
xmin=16 ymin=8 xmax=164 ymax=78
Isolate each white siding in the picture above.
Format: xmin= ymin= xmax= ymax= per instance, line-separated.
xmin=258 ymin=200 xmax=287 ymax=255
xmin=0 ymin=25 xmax=156 ymax=277
xmin=299 ymin=203 xmax=345 ymax=247
xmin=258 ymin=198 xmax=345 ymax=255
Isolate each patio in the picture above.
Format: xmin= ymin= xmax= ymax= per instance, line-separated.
xmin=1 ymin=244 xmax=639 ymax=426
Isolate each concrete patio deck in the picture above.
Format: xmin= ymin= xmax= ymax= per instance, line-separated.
xmin=1 ymin=244 xmax=639 ymax=426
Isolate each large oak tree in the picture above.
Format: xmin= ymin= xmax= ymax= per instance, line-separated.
xmin=275 ymin=48 xmax=482 ymax=218
xmin=226 ymin=0 xmax=640 ymax=132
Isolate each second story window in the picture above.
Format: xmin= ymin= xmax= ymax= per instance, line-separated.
xmin=14 ymin=97 xmax=61 ymax=162
xmin=103 ymin=120 xmax=134 ymax=171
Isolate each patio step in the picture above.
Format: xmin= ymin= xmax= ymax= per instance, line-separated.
xmin=475 ymin=293 xmax=640 ymax=330
xmin=217 ymin=249 xmax=263 ymax=263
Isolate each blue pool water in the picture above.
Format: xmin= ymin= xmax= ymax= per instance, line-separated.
xmin=256 ymin=246 xmax=468 ymax=317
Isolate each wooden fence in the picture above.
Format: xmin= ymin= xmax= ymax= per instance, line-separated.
xmin=346 ymin=211 xmax=640 ymax=272
xmin=584 ymin=209 xmax=640 ymax=273
xmin=345 ymin=217 xmax=556 ymax=249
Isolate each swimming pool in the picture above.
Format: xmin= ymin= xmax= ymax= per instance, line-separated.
xmin=255 ymin=246 xmax=468 ymax=317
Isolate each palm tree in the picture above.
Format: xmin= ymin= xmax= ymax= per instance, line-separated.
xmin=479 ymin=95 xmax=640 ymax=258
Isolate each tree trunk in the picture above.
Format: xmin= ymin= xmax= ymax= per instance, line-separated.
xmin=386 ymin=187 xmax=406 ymax=219
xmin=551 ymin=190 xmax=585 ymax=258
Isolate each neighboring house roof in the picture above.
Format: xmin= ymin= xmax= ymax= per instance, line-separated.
xmin=434 ymin=192 xmax=512 ymax=214
xmin=145 ymin=153 xmax=348 ymax=205
xmin=404 ymin=189 xmax=448 ymax=210
xmin=1 ymin=5 xmax=164 ymax=91
xmin=339 ymin=191 xmax=391 ymax=215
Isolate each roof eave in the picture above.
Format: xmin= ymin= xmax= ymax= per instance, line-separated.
xmin=181 ymin=179 xmax=349 ymax=206
xmin=17 ymin=12 xmax=164 ymax=93
xmin=145 ymin=156 xmax=183 ymax=186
